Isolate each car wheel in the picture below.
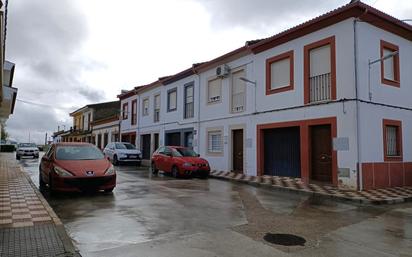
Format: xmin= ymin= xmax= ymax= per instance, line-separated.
xmin=34 ymin=155 xmax=39 ymax=159
xmin=136 ymin=161 xmax=141 ymax=167
xmin=172 ymin=166 xmax=179 ymax=178
xmin=112 ymin=155 xmax=119 ymax=166
xmin=200 ymin=172 xmax=210 ymax=179
xmin=48 ymin=174 xmax=55 ymax=195
xmin=16 ymin=155 xmax=20 ymax=160
xmin=39 ymin=171 xmax=46 ymax=190
xmin=104 ymin=188 xmax=114 ymax=193
xmin=151 ymin=162 xmax=158 ymax=175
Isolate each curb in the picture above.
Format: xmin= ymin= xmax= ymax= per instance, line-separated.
xmin=210 ymin=172 xmax=412 ymax=205
xmin=20 ymin=166 xmax=81 ymax=257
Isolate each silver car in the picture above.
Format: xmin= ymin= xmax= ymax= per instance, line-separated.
xmin=103 ymin=142 xmax=142 ymax=166
xmin=16 ymin=143 xmax=39 ymax=160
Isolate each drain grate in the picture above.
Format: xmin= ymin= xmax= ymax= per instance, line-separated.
xmin=263 ymin=233 xmax=306 ymax=246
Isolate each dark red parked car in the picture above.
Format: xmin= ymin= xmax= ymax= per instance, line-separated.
xmin=39 ymin=143 xmax=116 ymax=193
xmin=151 ymin=146 xmax=210 ymax=178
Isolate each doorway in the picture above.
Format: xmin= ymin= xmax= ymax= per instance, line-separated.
xmin=166 ymin=132 xmax=181 ymax=146
xmin=141 ymin=134 xmax=151 ymax=160
xmin=232 ymin=129 xmax=244 ymax=173
xmin=310 ymin=124 xmax=332 ymax=183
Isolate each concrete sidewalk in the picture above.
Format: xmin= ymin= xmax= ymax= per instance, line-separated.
xmin=210 ymin=170 xmax=412 ymax=205
xmin=0 ymin=153 xmax=80 ymax=257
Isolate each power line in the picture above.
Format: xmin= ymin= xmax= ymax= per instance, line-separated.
xmin=16 ymin=99 xmax=73 ymax=111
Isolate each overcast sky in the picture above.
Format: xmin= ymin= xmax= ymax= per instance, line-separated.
xmin=5 ymin=0 xmax=412 ymax=144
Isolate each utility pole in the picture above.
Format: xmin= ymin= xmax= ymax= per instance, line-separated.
xmin=45 ymin=133 xmax=47 ymax=145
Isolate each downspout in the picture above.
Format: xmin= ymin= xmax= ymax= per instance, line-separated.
xmin=195 ymin=68 xmax=201 ymax=154
xmin=136 ymin=89 xmax=140 ymax=150
xmin=353 ymin=18 xmax=363 ymax=191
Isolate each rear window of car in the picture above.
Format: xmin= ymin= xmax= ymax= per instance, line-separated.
xmin=115 ymin=143 xmax=136 ymax=150
xmin=55 ymin=146 xmax=105 ymax=160
xmin=173 ymin=148 xmax=198 ymax=157
xmin=19 ymin=143 xmax=37 ymax=148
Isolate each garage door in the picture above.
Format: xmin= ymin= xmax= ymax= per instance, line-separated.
xmin=263 ymin=127 xmax=301 ymax=177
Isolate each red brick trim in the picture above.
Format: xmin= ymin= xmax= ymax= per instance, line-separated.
xmin=382 ymin=119 xmax=403 ymax=162
xmin=257 ymin=117 xmax=337 ymax=186
xmin=265 ymin=50 xmax=294 ymax=95
xmin=380 ymin=40 xmax=400 ymax=87
xmin=303 ymin=36 xmax=336 ymax=104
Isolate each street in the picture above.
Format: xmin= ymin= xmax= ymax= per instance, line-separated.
xmin=18 ymin=155 xmax=412 ymax=257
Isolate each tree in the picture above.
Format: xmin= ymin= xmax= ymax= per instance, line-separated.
xmin=1 ymin=123 xmax=9 ymax=141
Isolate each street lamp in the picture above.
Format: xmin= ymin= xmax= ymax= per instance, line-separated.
xmin=368 ymin=51 xmax=399 ymax=101
xmin=239 ymin=77 xmax=257 ymax=114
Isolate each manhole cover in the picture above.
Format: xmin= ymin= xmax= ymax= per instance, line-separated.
xmin=263 ymin=233 xmax=306 ymax=246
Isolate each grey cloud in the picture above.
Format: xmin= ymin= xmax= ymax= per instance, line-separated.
xmin=5 ymin=0 xmax=104 ymax=142
xmin=78 ymin=87 xmax=106 ymax=102
xmin=195 ymin=0 xmax=343 ymax=31
xmin=6 ymin=103 xmax=70 ymax=144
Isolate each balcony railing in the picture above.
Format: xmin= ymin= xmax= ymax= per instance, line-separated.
xmin=309 ymin=72 xmax=331 ymax=103
xmin=232 ymin=92 xmax=245 ymax=113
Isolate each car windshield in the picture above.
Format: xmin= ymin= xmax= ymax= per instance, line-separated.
xmin=56 ymin=146 xmax=104 ymax=160
xmin=173 ymin=148 xmax=198 ymax=157
xmin=115 ymin=143 xmax=136 ymax=150
xmin=19 ymin=143 xmax=37 ymax=148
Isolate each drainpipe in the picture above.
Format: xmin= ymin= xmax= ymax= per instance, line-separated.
xmin=195 ymin=71 xmax=201 ymax=154
xmin=353 ymin=18 xmax=363 ymax=191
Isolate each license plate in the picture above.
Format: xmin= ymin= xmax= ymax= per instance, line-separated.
xmin=129 ymin=155 xmax=137 ymax=159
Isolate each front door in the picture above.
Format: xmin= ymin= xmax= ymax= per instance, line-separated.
xmin=310 ymin=125 xmax=332 ymax=183
xmin=141 ymin=134 xmax=151 ymax=160
xmin=184 ymin=132 xmax=193 ymax=148
xmin=232 ymin=129 xmax=243 ymax=173
xmin=154 ymin=133 xmax=159 ymax=151
xmin=166 ymin=132 xmax=181 ymax=146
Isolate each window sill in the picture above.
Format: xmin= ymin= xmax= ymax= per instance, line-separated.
xmin=384 ymin=155 xmax=403 ymax=162
xmin=381 ymin=78 xmax=400 ymax=87
xmin=266 ymin=84 xmax=294 ymax=95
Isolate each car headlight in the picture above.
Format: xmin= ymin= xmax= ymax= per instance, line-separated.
xmin=105 ymin=165 xmax=116 ymax=175
xmin=182 ymin=162 xmax=192 ymax=167
xmin=54 ymin=166 xmax=74 ymax=177
xmin=118 ymin=153 xmax=127 ymax=158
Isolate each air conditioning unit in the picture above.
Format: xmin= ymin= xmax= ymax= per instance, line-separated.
xmin=216 ymin=64 xmax=230 ymax=77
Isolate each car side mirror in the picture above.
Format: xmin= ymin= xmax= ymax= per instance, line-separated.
xmin=166 ymin=152 xmax=172 ymax=157
xmin=42 ymin=156 xmax=50 ymax=162
xmin=197 ymin=154 xmax=200 ymax=157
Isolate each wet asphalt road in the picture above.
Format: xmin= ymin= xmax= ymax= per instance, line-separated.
xmin=18 ymin=154 xmax=412 ymax=257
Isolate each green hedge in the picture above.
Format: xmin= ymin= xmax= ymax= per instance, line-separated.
xmin=1 ymin=144 xmax=16 ymax=152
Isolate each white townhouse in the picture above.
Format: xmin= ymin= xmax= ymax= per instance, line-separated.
xmin=119 ymin=1 xmax=412 ymax=191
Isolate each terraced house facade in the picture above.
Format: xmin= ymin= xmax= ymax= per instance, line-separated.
xmin=118 ymin=1 xmax=412 ymax=190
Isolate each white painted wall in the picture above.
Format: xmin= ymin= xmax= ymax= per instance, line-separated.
xmin=120 ymin=94 xmax=138 ymax=134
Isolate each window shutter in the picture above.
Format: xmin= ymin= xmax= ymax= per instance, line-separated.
xmin=169 ymin=91 xmax=177 ymax=110
xmin=309 ymin=44 xmax=331 ymax=77
xmin=270 ymin=58 xmax=290 ymax=89
xmin=155 ymin=95 xmax=160 ymax=109
xmin=208 ymin=78 xmax=221 ymax=101
xmin=383 ymin=48 xmax=395 ymax=81
xmin=208 ymin=131 xmax=222 ymax=152
xmin=386 ymin=126 xmax=398 ymax=156
xmin=232 ymin=70 xmax=246 ymax=111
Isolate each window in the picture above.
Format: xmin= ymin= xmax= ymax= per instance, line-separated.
xmin=207 ymin=78 xmax=222 ymax=103
xmin=87 ymin=113 xmax=91 ymax=131
xmin=231 ymin=69 xmax=246 ymax=112
xmin=184 ymin=83 xmax=194 ymax=119
xmin=207 ymin=130 xmax=223 ymax=154
xmin=131 ymin=100 xmax=137 ymax=125
xmin=122 ymin=103 xmax=128 ymax=120
xmin=266 ymin=51 xmax=294 ymax=95
xmin=154 ymin=94 xmax=160 ymax=122
xmin=167 ymin=88 xmax=177 ymax=112
xmin=383 ymin=119 xmax=402 ymax=161
xmin=142 ymin=98 xmax=149 ymax=116
xmin=380 ymin=40 xmax=400 ymax=87
xmin=304 ymin=36 xmax=336 ymax=104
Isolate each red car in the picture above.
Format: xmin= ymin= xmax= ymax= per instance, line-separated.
xmin=151 ymin=146 xmax=210 ymax=178
xmin=39 ymin=143 xmax=116 ymax=193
